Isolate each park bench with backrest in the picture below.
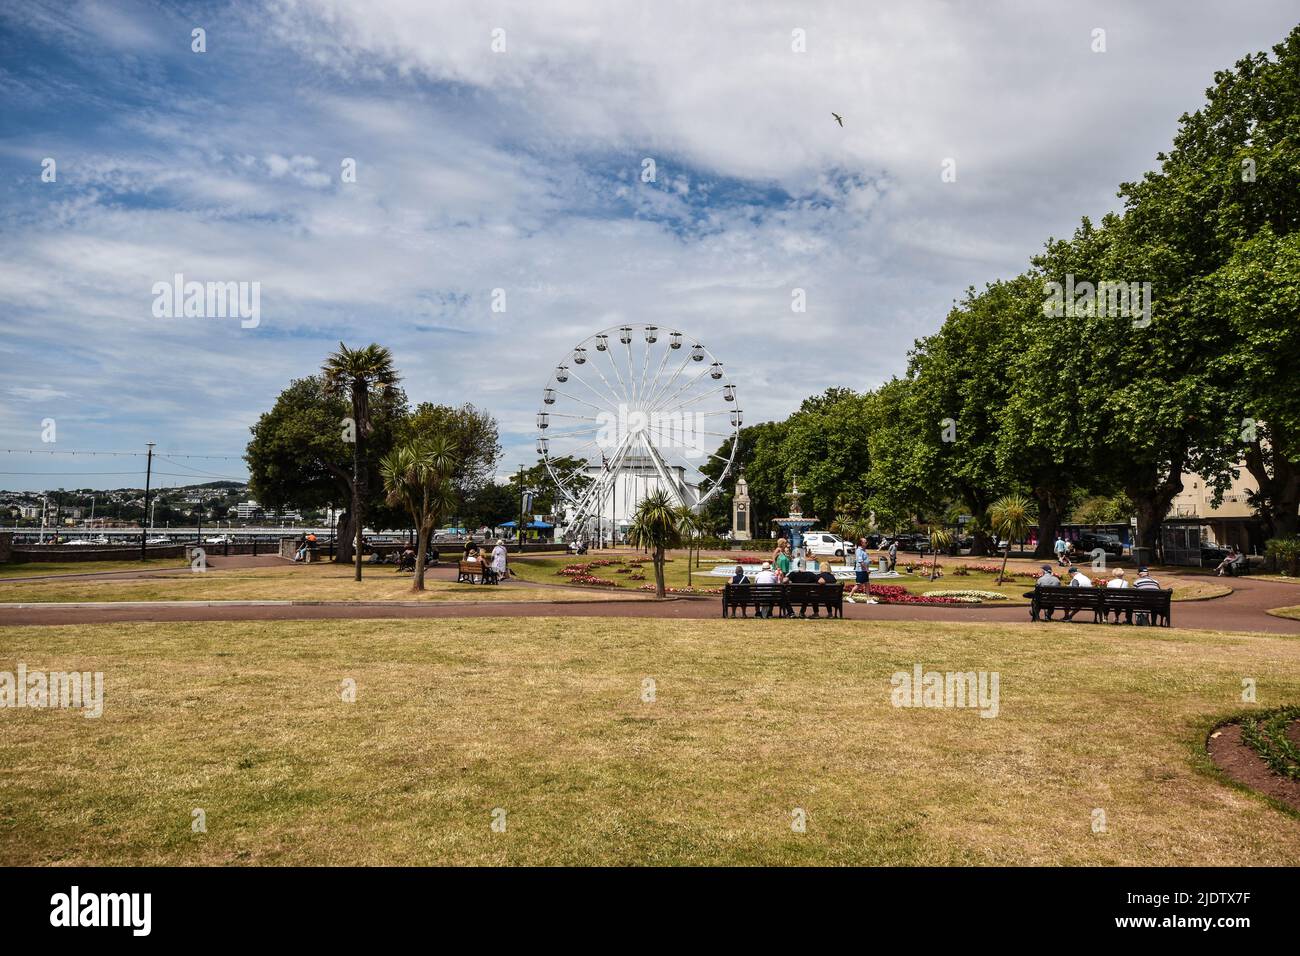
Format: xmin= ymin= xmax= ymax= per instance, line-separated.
xmin=457 ymin=560 xmax=498 ymax=584
xmin=1025 ymin=585 xmax=1171 ymax=626
xmin=722 ymin=582 xmax=844 ymax=618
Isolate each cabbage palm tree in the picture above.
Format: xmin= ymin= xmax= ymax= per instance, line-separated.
xmin=322 ymin=343 xmax=400 ymax=581
xmin=988 ymin=493 xmax=1035 ymax=584
xmin=380 ymin=436 xmax=457 ymax=591
xmin=927 ymin=525 xmax=954 ymax=581
xmin=627 ymin=489 xmax=684 ymax=597
xmin=674 ymin=504 xmax=706 ymax=586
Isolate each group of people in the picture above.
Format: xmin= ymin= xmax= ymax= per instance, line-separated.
xmin=1034 ymin=562 xmax=1161 ymax=622
xmin=291 ymin=533 xmax=318 ymax=561
xmin=728 ymin=556 xmax=840 ymax=618
xmin=460 ymin=537 xmax=509 ymax=583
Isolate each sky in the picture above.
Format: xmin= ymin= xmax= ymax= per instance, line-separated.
xmin=1 ymin=0 xmax=1297 ymax=494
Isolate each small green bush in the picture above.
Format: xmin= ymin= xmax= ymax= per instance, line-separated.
xmin=1264 ymin=536 xmax=1300 ymax=575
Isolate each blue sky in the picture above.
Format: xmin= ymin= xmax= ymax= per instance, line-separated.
xmin=1 ymin=0 xmax=1297 ymax=493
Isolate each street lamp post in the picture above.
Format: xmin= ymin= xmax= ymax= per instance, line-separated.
xmin=140 ymin=442 xmax=155 ymax=561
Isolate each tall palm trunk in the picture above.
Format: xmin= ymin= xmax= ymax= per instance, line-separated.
xmin=352 ymin=392 xmax=363 ymax=582
xmin=413 ymin=519 xmax=429 ymax=591
xmin=998 ymin=544 xmax=1010 ymax=584
xmin=654 ymin=544 xmax=666 ymax=598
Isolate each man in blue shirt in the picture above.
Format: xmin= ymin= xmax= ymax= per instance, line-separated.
xmin=851 ymin=538 xmax=873 ymax=602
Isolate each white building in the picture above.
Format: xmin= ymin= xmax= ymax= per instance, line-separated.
xmin=577 ymin=456 xmax=700 ymax=541
xmin=236 ymin=500 xmax=262 ymax=520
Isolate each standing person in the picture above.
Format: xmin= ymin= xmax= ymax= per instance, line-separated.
xmin=491 ymin=538 xmax=508 ymax=582
xmin=793 ymin=545 xmax=807 ymax=572
xmin=1054 ymin=535 xmax=1069 ymax=567
xmin=776 ymin=544 xmax=792 ymax=577
xmin=850 ymin=537 xmax=873 ymax=602
xmin=887 ymin=537 xmax=897 ymax=572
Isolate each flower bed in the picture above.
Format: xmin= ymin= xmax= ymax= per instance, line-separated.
xmin=637 ymin=584 xmax=722 ymax=595
xmin=864 ymin=584 xmax=962 ymax=605
xmin=920 ymin=587 xmax=1008 ymax=600
xmin=956 ymin=564 xmax=1040 ymax=580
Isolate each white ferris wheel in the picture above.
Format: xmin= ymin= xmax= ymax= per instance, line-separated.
xmin=536 ymin=325 xmax=741 ymax=536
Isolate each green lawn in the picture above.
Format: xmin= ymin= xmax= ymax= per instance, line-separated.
xmin=0 ymin=558 xmax=188 ymax=578
xmin=1 ymin=616 xmax=1297 ymax=865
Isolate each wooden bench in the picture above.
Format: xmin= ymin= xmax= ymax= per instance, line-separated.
xmin=1025 ymin=585 xmax=1171 ymax=626
xmin=457 ymin=560 xmax=497 ymax=584
xmin=722 ymin=582 xmax=844 ymax=618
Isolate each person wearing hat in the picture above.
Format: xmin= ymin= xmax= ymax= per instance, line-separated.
xmin=489 ymin=538 xmax=508 ymax=582
xmin=1061 ymin=565 xmax=1093 ymax=621
xmin=753 ymin=561 xmax=778 ymax=617
xmin=1033 ymin=563 xmax=1061 ymax=620
xmin=1133 ymin=566 xmax=1160 ymax=590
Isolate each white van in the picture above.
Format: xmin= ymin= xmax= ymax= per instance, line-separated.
xmin=802 ymin=532 xmax=849 ymax=557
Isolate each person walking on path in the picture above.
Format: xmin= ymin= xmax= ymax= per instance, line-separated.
xmin=1053 ymin=536 xmax=1069 ymax=567
xmin=491 ymin=538 xmax=508 ymax=581
xmin=887 ymin=538 xmax=897 ymax=572
xmin=850 ymin=537 xmax=876 ymax=603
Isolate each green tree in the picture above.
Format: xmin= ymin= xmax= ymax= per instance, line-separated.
xmin=380 ymin=436 xmax=458 ymax=591
xmin=626 ymin=489 xmax=684 ymax=598
xmin=988 ymin=493 xmax=1035 ymax=585
xmin=245 ymin=375 xmax=407 ymax=561
xmin=322 ymin=343 xmax=400 ymax=581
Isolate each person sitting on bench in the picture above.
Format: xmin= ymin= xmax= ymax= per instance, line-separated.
xmin=729 ymin=565 xmax=749 ymax=585
xmin=1061 ymin=566 xmax=1092 ymax=621
xmin=786 ymin=565 xmax=820 ymax=617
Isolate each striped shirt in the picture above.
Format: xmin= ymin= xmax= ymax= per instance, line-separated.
xmin=1133 ymin=576 xmax=1160 ymax=590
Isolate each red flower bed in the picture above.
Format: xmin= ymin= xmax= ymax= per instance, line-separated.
xmin=867 ymin=584 xmax=962 ymax=605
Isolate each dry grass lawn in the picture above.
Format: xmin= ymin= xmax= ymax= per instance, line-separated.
xmin=1 ymin=616 xmax=1297 ymax=865
xmin=0 ymin=562 xmax=624 ymax=604
xmin=0 ymin=558 xmax=188 ymax=578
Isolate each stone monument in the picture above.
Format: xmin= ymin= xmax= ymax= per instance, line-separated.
xmin=731 ymin=474 xmax=752 ymax=542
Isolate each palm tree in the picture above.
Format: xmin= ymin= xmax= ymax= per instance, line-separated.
xmin=674 ymin=504 xmax=705 ymax=586
xmin=322 ymin=343 xmax=399 ymax=581
xmin=988 ymin=493 xmax=1035 ymax=585
xmin=927 ymin=525 xmax=954 ymax=581
xmin=627 ymin=489 xmax=684 ymax=598
xmin=380 ymin=436 xmax=457 ymax=591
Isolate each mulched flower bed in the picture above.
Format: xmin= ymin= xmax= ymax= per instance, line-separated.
xmin=1207 ymin=707 xmax=1300 ymax=813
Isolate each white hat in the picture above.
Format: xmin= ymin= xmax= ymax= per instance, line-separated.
xmin=761 ymin=561 xmax=772 ymax=570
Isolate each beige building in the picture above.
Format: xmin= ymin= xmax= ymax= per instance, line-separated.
xmin=1168 ymin=465 xmax=1262 ymax=553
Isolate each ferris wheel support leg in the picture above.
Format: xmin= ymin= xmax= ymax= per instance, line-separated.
xmin=639 ymin=435 xmax=691 ymax=509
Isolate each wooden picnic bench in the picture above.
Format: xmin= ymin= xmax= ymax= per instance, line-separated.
xmin=1024 ymin=585 xmax=1171 ymax=626
xmin=722 ymin=582 xmax=844 ymax=618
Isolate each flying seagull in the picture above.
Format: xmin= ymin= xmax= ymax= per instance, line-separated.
xmin=831 ymin=112 xmax=844 ymax=127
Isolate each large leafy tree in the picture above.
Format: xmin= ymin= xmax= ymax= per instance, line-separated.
xmin=322 ymin=343 xmax=401 ymax=581
xmin=400 ymin=403 xmax=502 ymax=509
xmin=245 ymin=375 xmax=407 ymax=561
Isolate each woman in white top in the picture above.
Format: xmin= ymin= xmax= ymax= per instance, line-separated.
xmin=1106 ymin=568 xmax=1129 ymax=623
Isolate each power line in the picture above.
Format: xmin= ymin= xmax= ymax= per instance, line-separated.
xmin=0 ymin=448 xmax=244 ymax=460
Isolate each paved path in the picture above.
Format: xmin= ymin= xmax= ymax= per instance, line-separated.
xmin=2 ymin=574 xmax=1298 ymax=632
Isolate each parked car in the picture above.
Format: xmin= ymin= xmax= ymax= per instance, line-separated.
xmin=205 ymin=535 xmax=234 ymax=544
xmin=802 ymin=532 xmax=850 ymax=557
xmin=1075 ymin=532 xmax=1125 ymax=560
